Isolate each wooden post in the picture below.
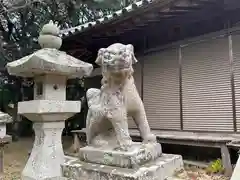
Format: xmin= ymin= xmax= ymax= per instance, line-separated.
xmin=220 ymin=145 xmax=232 ymax=176
xmin=0 ymin=145 xmax=4 ymax=173
xmin=73 ymin=133 xmax=80 ymax=153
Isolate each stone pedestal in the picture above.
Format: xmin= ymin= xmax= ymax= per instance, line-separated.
xmin=62 ymin=142 xmax=183 ymax=180
xmin=22 ymin=122 xmax=66 ymax=180
xmin=79 ymin=142 xmax=162 ymax=168
xmin=62 ymin=154 xmax=183 ymax=180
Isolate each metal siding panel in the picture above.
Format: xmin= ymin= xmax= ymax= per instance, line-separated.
xmin=128 ymin=63 xmax=142 ymax=129
xmin=133 ymin=63 xmax=142 ymax=97
xmin=143 ymin=49 xmax=181 ymax=130
xmin=232 ymin=34 xmax=240 ymax=132
xmin=182 ymin=37 xmax=233 ymax=132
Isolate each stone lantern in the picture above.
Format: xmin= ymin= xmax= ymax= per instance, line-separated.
xmin=0 ymin=111 xmax=12 ymax=173
xmin=0 ymin=111 xmax=12 ymax=138
xmin=6 ymin=21 xmax=93 ymax=180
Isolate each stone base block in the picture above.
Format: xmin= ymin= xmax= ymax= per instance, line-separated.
xmin=21 ymin=122 xmax=66 ymax=180
xmin=62 ymin=154 xmax=184 ymax=180
xmin=79 ymin=142 xmax=162 ymax=168
xmin=21 ymin=175 xmax=67 ymax=180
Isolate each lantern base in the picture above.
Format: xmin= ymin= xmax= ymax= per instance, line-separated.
xmin=21 ymin=121 xmax=66 ymax=180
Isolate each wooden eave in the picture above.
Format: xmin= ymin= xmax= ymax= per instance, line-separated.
xmin=60 ymin=0 xmax=240 ymax=64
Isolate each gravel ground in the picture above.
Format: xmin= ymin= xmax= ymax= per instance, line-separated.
xmin=175 ymin=167 xmax=230 ymax=180
xmin=0 ymin=137 xmax=231 ymax=180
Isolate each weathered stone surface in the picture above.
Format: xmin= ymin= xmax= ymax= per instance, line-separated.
xmin=22 ymin=176 xmax=68 ymax=180
xmin=0 ymin=111 xmax=12 ymax=138
xmin=62 ymin=154 xmax=184 ymax=180
xmin=231 ymin=154 xmax=240 ymax=180
xmin=21 ymin=122 xmax=66 ymax=180
xmin=18 ymin=100 xmax=81 ymax=122
xmin=79 ymin=142 xmax=162 ymax=168
xmin=0 ymin=111 xmax=12 ymax=124
xmin=6 ymin=21 xmax=93 ymax=79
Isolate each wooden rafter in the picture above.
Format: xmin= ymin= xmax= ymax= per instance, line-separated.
xmin=100 ymin=0 xmax=224 ymax=38
xmin=137 ymin=0 xmax=222 ymax=25
xmin=170 ymin=5 xmax=202 ymax=11
xmin=193 ymin=0 xmax=218 ymax=6
xmin=68 ymin=48 xmax=93 ymax=59
xmin=157 ymin=11 xmax=189 ymax=16
xmin=85 ymin=0 xmax=223 ymax=39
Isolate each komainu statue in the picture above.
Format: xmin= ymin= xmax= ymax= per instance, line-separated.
xmin=86 ymin=43 xmax=156 ymax=150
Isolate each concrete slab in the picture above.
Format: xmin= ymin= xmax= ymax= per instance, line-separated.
xmin=230 ymin=155 xmax=240 ymax=180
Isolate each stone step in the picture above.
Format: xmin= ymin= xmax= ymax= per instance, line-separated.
xmin=79 ymin=142 xmax=162 ymax=168
xmin=62 ymin=154 xmax=184 ymax=180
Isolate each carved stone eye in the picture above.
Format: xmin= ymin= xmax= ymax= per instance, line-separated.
xmin=53 ymin=84 xmax=58 ymax=90
xmin=104 ymin=52 xmax=110 ymax=59
xmin=118 ymin=50 xmax=123 ymax=55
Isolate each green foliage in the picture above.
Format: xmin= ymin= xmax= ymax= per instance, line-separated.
xmin=0 ymin=0 xmax=134 ymax=65
xmin=206 ymin=159 xmax=224 ymax=174
xmin=0 ymin=88 xmax=11 ymax=106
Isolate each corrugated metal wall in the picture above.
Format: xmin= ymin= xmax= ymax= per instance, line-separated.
xmin=128 ymin=62 xmax=142 ymax=129
xmin=133 ymin=62 xmax=142 ymax=98
xmin=143 ymin=49 xmax=181 ymax=130
xmin=232 ymin=34 xmax=240 ymax=132
xmin=181 ymin=37 xmax=233 ymax=132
